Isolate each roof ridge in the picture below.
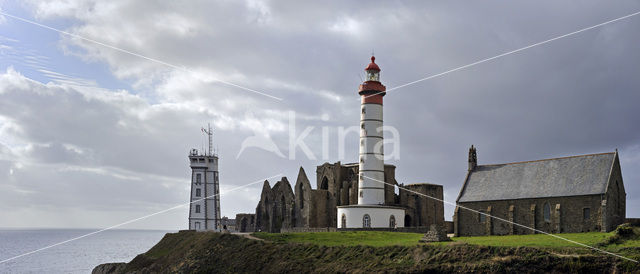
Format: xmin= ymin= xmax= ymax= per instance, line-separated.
xmin=478 ymin=151 xmax=615 ymax=167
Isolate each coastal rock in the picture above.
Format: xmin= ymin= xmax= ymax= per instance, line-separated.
xmin=92 ymin=262 xmax=126 ymax=274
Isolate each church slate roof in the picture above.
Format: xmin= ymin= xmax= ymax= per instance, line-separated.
xmin=457 ymin=152 xmax=616 ymax=203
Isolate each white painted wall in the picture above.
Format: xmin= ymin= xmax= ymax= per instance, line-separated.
xmin=337 ymin=206 xmax=405 ymax=228
xmin=188 ymin=154 xmax=219 ymax=231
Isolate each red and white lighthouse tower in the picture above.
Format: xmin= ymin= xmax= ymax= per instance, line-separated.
xmin=336 ymin=56 xmax=405 ymax=228
xmin=358 ymin=56 xmax=386 ymax=205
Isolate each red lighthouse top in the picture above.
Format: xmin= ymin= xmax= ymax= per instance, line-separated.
xmin=365 ymin=56 xmax=380 ymax=71
xmin=359 ymin=56 xmax=386 ymax=98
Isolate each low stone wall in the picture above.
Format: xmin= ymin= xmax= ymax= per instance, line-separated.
xmin=280 ymin=227 xmax=434 ymax=233
xmin=626 ymin=218 xmax=640 ymax=226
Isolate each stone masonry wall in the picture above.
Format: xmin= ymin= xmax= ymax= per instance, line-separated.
xmin=456 ymin=195 xmax=606 ymax=236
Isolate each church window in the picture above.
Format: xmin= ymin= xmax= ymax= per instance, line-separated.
xmin=196 ymin=173 xmax=202 ymax=183
xmin=363 ymin=214 xmax=371 ymax=228
xmin=341 ymin=214 xmax=347 ymax=228
xmin=298 ymin=184 xmax=304 ymax=209
xmin=362 ymin=107 xmax=366 ymax=114
xmin=389 ymin=215 xmax=396 ymax=228
xmin=583 ymin=208 xmax=590 ymax=220
xmin=321 ymin=177 xmax=329 ymax=190
xmin=195 ymin=205 xmax=201 ymax=213
xmin=543 ymin=203 xmax=551 ymax=222
xmin=359 ymin=191 xmax=363 ymax=198
xmin=196 ymin=188 xmax=201 ymax=197
xmin=478 ymin=211 xmax=486 ymax=223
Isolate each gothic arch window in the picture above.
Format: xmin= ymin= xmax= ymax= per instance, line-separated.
xmin=341 ymin=214 xmax=347 ymax=228
xmin=363 ymin=214 xmax=371 ymax=228
xmin=543 ymin=202 xmax=551 ymax=222
xmin=298 ymin=184 xmax=304 ymax=209
xmin=281 ymin=195 xmax=286 ymax=218
xmin=389 ymin=215 xmax=396 ymax=228
xmin=321 ymin=177 xmax=329 ymax=190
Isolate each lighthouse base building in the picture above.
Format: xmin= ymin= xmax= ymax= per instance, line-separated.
xmin=337 ymin=205 xmax=405 ymax=228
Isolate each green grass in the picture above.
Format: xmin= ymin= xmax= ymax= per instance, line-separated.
xmin=447 ymin=232 xmax=614 ymax=248
xmin=253 ymin=231 xmax=425 ymax=247
xmin=253 ymin=230 xmax=640 ymax=251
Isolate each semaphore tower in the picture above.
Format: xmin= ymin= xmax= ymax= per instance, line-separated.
xmin=336 ymin=56 xmax=405 ymax=228
xmin=188 ymin=123 xmax=221 ymax=231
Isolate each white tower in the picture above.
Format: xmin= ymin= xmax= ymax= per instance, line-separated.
xmin=188 ymin=124 xmax=221 ymax=231
xmin=358 ymin=56 xmax=386 ymax=205
xmin=337 ymin=56 xmax=405 ymax=228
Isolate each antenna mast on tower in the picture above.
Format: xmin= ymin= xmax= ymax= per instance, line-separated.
xmin=202 ymin=123 xmax=213 ymax=156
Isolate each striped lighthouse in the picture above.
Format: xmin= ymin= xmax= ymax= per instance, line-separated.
xmin=358 ymin=56 xmax=386 ymax=205
xmin=337 ymin=56 xmax=405 ymax=229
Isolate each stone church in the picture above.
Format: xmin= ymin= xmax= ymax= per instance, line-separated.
xmin=236 ymin=162 xmax=445 ymax=233
xmin=454 ymin=146 xmax=626 ymax=236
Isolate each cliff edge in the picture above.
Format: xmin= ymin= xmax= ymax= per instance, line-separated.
xmin=93 ymin=230 xmax=636 ymax=273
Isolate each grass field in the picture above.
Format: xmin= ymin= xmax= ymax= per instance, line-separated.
xmin=253 ymin=231 xmax=425 ymax=247
xmin=252 ymin=227 xmax=640 ymax=251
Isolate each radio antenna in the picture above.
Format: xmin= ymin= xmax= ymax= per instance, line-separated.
xmin=202 ymin=123 xmax=213 ymax=156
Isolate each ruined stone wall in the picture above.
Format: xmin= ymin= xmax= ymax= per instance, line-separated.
xmin=310 ymin=189 xmax=333 ymax=227
xmin=235 ymin=213 xmax=256 ymax=232
xmin=383 ymin=165 xmax=397 ymax=205
xmin=294 ymin=167 xmax=313 ymax=228
xmin=398 ymin=184 xmax=445 ymax=228
xmin=455 ymin=195 xmax=606 ymax=236
xmin=255 ymin=178 xmax=295 ymax=233
xmin=255 ymin=180 xmax=274 ymax=232
xmin=254 ymin=162 xmax=441 ymax=232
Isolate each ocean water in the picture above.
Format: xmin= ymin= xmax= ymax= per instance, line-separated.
xmin=0 ymin=229 xmax=171 ymax=274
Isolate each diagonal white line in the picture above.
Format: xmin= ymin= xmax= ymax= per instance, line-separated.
xmin=362 ymin=174 xmax=638 ymax=263
xmin=0 ymin=173 xmax=283 ymax=265
xmin=0 ymin=11 xmax=283 ymax=101
xmin=363 ymin=10 xmax=640 ymax=99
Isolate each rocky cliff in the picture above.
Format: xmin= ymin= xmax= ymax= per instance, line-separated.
xmin=93 ymin=230 xmax=637 ymax=273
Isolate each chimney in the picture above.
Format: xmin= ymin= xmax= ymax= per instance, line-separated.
xmin=468 ymin=145 xmax=477 ymax=171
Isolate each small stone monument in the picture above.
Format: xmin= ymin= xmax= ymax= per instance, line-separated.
xmin=419 ymin=224 xmax=451 ymax=242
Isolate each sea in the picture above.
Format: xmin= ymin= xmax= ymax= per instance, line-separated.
xmin=0 ymin=229 xmax=171 ymax=274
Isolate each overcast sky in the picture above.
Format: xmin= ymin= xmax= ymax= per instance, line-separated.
xmin=0 ymin=0 xmax=639 ymax=230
